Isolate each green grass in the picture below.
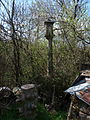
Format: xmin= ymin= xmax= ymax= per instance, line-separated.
xmin=36 ymin=104 xmax=67 ymax=120
xmin=0 ymin=104 xmax=67 ymax=120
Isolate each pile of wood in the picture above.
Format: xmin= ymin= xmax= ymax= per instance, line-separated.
xmin=0 ymin=87 xmax=16 ymax=108
xmin=67 ymin=96 xmax=90 ymax=120
xmin=0 ymin=84 xmax=38 ymax=120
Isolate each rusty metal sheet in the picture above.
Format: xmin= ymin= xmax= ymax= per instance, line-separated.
xmin=65 ymin=77 xmax=90 ymax=105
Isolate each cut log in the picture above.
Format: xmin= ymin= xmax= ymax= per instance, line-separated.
xmin=16 ymin=84 xmax=38 ymax=120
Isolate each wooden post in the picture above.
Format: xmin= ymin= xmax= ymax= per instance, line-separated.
xmin=44 ymin=20 xmax=54 ymax=78
xmin=67 ymin=96 xmax=75 ymax=120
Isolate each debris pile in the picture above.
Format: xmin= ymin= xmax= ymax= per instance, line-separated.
xmin=65 ymin=70 xmax=90 ymax=120
xmin=0 ymin=84 xmax=38 ymax=120
xmin=0 ymin=87 xmax=16 ymax=108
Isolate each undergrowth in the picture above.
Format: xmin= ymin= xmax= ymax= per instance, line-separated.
xmin=0 ymin=104 xmax=67 ymax=120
